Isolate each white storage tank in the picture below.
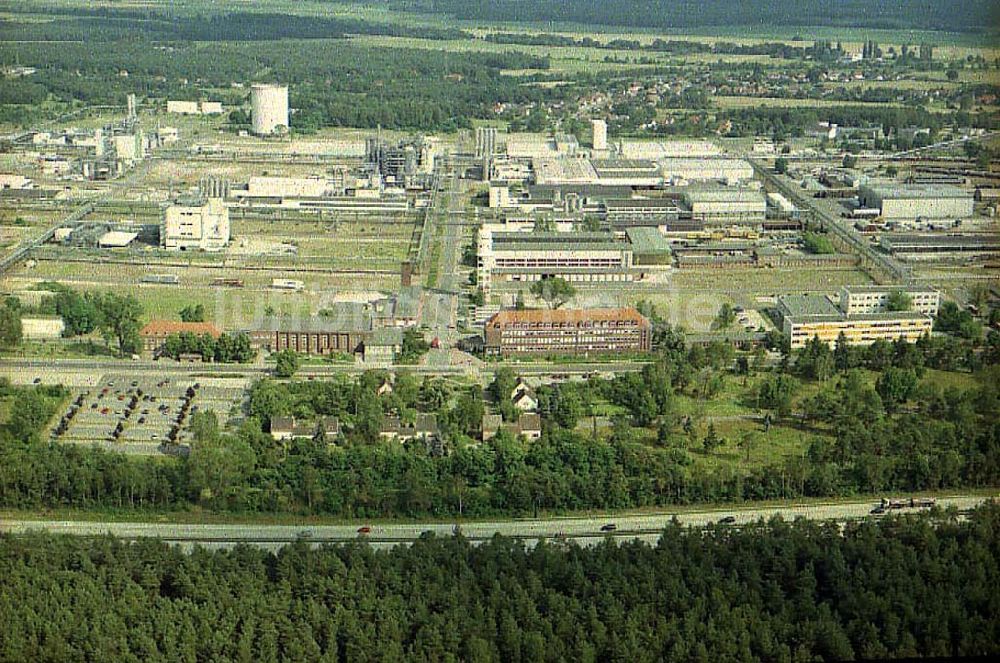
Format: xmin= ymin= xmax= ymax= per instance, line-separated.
xmin=251 ymin=84 xmax=289 ymax=136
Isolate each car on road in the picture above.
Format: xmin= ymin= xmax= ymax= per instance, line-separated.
xmin=870 ymin=506 xmax=886 ymax=515
xmin=297 ymin=530 xmax=314 ymax=539
xmin=357 ymin=526 xmax=372 ymax=535
xmin=600 ymin=523 xmax=617 ymax=532
xmin=718 ymin=516 xmax=736 ymax=524
xmin=33 ymin=377 xmax=42 ymax=384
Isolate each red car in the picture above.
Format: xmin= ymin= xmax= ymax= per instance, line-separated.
xmin=357 ymin=526 xmax=372 ymax=535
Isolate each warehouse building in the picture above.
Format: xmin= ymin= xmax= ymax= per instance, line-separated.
xmin=839 ymin=285 xmax=940 ymax=316
xmin=659 ymin=157 xmax=753 ymax=183
xmin=880 ymin=233 xmax=1000 ymax=256
xmin=477 ymin=229 xmax=635 ymax=292
xmin=858 ymin=183 xmax=974 ymax=220
xmin=625 ymin=227 xmax=673 ymax=266
xmin=682 ymin=188 xmax=767 ymax=225
xmin=162 ymin=197 xmax=230 ymax=251
xmin=776 ymin=294 xmax=933 ymax=349
xmin=604 ymin=197 xmax=681 ymax=226
xmin=484 ymin=307 xmax=652 ymax=357
xmin=248 ymin=316 xmax=402 ymax=361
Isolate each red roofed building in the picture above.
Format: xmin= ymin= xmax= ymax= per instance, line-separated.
xmin=139 ymin=320 xmax=222 ymax=353
xmin=484 ymin=307 xmax=651 ymax=357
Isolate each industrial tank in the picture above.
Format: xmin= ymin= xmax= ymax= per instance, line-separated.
xmin=250 ymin=84 xmax=289 ymax=136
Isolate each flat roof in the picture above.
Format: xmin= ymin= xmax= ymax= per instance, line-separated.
xmin=778 ymin=294 xmax=842 ymax=318
xmin=843 ymin=285 xmax=938 ymax=294
xmin=98 ymin=230 xmax=137 ymax=247
xmin=881 ymin=234 xmax=1000 ymax=248
xmin=487 ymin=307 xmax=649 ymax=326
xmin=625 ymin=227 xmax=673 ymax=254
xmin=683 ymin=188 xmax=766 ymax=204
xmin=491 ymin=231 xmax=627 ymax=253
xmin=861 ymin=182 xmax=971 ymax=199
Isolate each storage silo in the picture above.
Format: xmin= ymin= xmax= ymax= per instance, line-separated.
xmin=250 ymin=84 xmax=289 ymax=136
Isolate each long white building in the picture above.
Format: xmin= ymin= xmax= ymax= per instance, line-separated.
xmin=839 ymin=285 xmax=940 ymax=317
xmin=858 ymin=183 xmax=974 ymax=220
xmin=477 ymin=228 xmax=634 ymax=292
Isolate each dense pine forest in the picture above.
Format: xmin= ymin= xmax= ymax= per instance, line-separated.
xmin=1 ymin=506 xmax=998 ymax=661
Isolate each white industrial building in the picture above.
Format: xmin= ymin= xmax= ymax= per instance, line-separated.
xmin=477 ymin=228 xmax=635 ymax=292
xmin=682 ymin=188 xmax=767 ymax=224
xmin=0 ymin=174 xmax=32 ymax=190
xmin=200 ymin=101 xmax=223 ymax=115
xmin=858 ymin=183 xmax=974 ymax=220
xmin=621 ymin=140 xmax=722 ymax=159
xmin=162 ymin=197 xmax=230 ymax=251
xmin=659 ymin=157 xmax=753 ymax=183
xmin=251 ymin=84 xmax=289 ymax=136
xmin=245 ymin=175 xmax=348 ymax=199
xmin=166 ymin=100 xmax=201 ymax=115
xmin=777 ymin=293 xmax=934 ymax=350
xmin=839 ymin=285 xmax=940 ymax=317
xmin=532 ymin=158 xmax=662 ymax=187
xmin=98 ymin=230 xmax=138 ymax=248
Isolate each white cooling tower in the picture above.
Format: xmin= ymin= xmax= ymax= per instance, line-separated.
xmin=251 ymin=84 xmax=289 ymax=136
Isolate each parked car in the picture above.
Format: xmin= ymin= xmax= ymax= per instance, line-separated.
xmin=718 ymin=516 xmax=736 ymax=524
xmin=357 ymin=526 xmax=372 ymax=535
xmin=600 ymin=523 xmax=617 ymax=532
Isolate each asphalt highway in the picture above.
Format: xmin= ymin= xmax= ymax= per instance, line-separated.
xmin=2 ymin=495 xmax=990 ymax=550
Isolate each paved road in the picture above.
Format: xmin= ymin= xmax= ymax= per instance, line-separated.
xmin=1 ymin=358 xmax=648 ymax=383
xmin=3 ymin=495 xmax=990 ymax=550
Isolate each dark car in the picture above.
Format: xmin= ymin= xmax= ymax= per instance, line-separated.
xmin=718 ymin=516 xmax=737 ymax=525
xmin=600 ymin=523 xmax=617 ymax=532
xmin=870 ymin=506 xmax=886 ymax=515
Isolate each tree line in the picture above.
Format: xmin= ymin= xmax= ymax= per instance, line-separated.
xmin=1 ymin=505 xmax=998 ymax=661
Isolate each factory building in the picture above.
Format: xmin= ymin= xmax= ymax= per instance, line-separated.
xmin=839 ymin=285 xmax=940 ymax=317
xmin=682 ymin=188 xmax=767 ymax=225
xmin=477 ymin=229 xmax=635 ymax=292
xmin=248 ymin=316 xmax=402 ymax=361
xmin=659 ymin=157 xmax=753 ymax=183
xmin=166 ymin=100 xmax=200 ymax=115
xmin=484 ymin=307 xmax=652 ymax=357
xmin=776 ymin=293 xmax=933 ymax=350
xmin=532 ymin=158 xmax=662 ymax=187
xmin=879 ymin=233 xmax=1000 ymax=256
xmin=162 ymin=197 xmax=230 ymax=251
xmin=604 ymin=197 xmax=681 ymax=226
xmin=250 ymin=84 xmax=289 ymax=136
xmin=621 ymin=140 xmax=722 ymax=159
xmin=858 ymin=183 xmax=974 ymax=220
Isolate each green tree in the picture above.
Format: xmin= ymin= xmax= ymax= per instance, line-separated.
xmin=875 ymin=367 xmax=918 ymax=412
xmin=702 ymin=423 xmax=723 ymax=454
xmin=886 ymin=289 xmax=912 ymax=311
xmin=774 ymin=157 xmax=788 ymax=174
xmin=273 ymin=350 xmax=301 ymax=378
xmin=91 ymin=292 xmax=142 ymax=357
xmin=530 ymin=277 xmax=576 ymax=309
xmin=179 ymin=304 xmax=206 ymax=322
xmin=714 ymin=303 xmax=735 ymax=330
xmin=0 ymin=299 xmax=22 ymax=349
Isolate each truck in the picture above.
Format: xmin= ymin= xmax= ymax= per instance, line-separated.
xmin=271 ymin=278 xmax=304 ymax=291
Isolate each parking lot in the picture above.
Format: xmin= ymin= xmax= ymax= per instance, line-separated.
xmin=51 ymin=373 xmax=249 ymax=454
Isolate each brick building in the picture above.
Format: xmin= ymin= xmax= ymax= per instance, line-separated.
xmin=484 ymin=307 xmax=651 ymax=357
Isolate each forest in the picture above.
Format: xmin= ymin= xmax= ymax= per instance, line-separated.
xmin=1 ymin=505 xmax=998 ymax=661
xmin=408 ymin=0 xmax=999 ymax=33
